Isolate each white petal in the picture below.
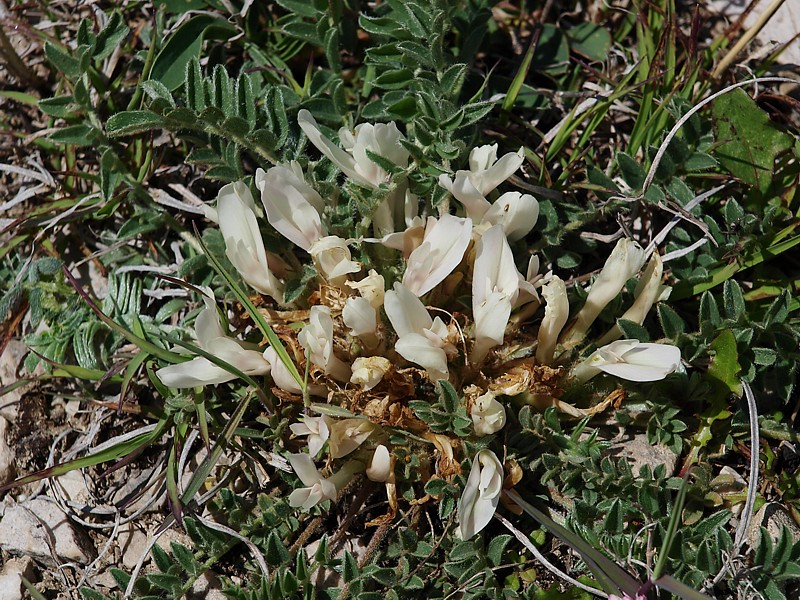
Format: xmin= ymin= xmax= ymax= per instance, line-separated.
xmin=263 ymin=346 xmax=303 ymax=395
xmin=565 ymin=238 xmax=646 ymax=346
xmin=536 ymin=276 xmax=569 ymax=365
xmin=482 ymin=191 xmax=539 ymax=242
xmin=256 ymin=165 xmax=325 ymax=251
xmin=395 ymin=333 xmax=449 ymax=380
xmin=599 ymin=342 xmax=681 ymax=382
xmin=298 ymin=110 xmax=369 ymax=187
xmin=457 ymin=449 xmax=503 ymax=539
xmin=156 ymin=357 xmax=235 ymax=388
xmin=403 ymin=215 xmax=472 ymax=296
xmin=366 ymin=445 xmax=392 ymax=482
xmin=471 ymin=393 xmax=507 ymax=436
xmin=472 ymin=224 xmax=519 ymax=305
xmin=468 ymin=144 xmax=499 ymax=172
xmin=474 ymin=290 xmax=512 ymax=348
xmin=475 ymin=148 xmax=524 ymax=195
xmin=211 ymin=336 xmax=271 ymax=375
xmin=288 ymin=453 xmax=323 ymax=487
xmin=309 ymin=235 xmax=361 ymax=284
xmin=384 ymin=282 xmax=433 ymax=337
xmin=343 ymin=297 xmax=377 ymax=337
xmin=598 ymin=252 xmax=665 ymax=345
xmin=194 ymin=294 xmax=226 ymax=347
xmin=440 ymin=171 xmax=492 ymax=220
xmin=217 ymin=182 xmax=283 ymax=300
xmin=328 ymin=419 xmax=377 ymax=458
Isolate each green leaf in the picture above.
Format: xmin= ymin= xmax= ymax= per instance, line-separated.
xmin=141 ymin=80 xmax=176 ymax=107
xmin=699 ymin=291 xmax=721 ymax=328
xmin=723 ymin=280 xmax=746 ymax=321
xmin=106 ymin=111 xmax=165 ymax=137
xmin=374 ymin=68 xmax=415 ymax=90
xmin=684 ymin=152 xmax=717 ymax=172
xmin=49 ymin=124 xmax=97 ymax=146
xmin=658 ymin=304 xmax=686 ymax=338
xmin=617 ymin=152 xmax=645 ymax=190
xmin=95 ymin=12 xmax=129 ymax=61
xmin=712 ymin=88 xmax=793 ymax=192
xmin=487 ymin=535 xmax=512 ymax=567
xmin=38 ymin=95 xmax=76 ymax=118
xmin=567 ymin=22 xmax=611 ymax=62
xmin=150 ymin=15 xmax=234 ymax=91
xmin=275 ymin=0 xmax=323 ymax=17
xmin=616 ymin=319 xmax=650 ymax=342
xmin=45 ymin=41 xmax=81 ymax=79
xmin=707 ymin=329 xmax=742 ymax=397
xmin=266 ymin=531 xmax=291 ymax=566
xmin=342 ymin=551 xmax=359 ymax=583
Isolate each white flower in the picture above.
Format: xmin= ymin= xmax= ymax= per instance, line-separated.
xmin=255 ymin=164 xmax=325 ymax=251
xmin=471 ymin=225 xmax=520 ymax=364
xmin=366 ymin=444 xmax=393 ymax=482
xmin=328 ymin=419 xmax=379 ymax=458
xmin=290 ymin=415 xmax=332 ymax=457
xmin=156 ymin=291 xmax=270 ymax=388
xmin=350 ymin=356 xmax=392 ymax=390
xmin=571 ymin=339 xmax=682 ymax=383
xmin=308 ymin=235 xmax=360 ymax=286
xmin=536 ymin=276 xmax=569 ymax=365
xmin=298 ymin=306 xmax=351 ymax=382
xmin=471 ymin=393 xmax=506 ymax=436
xmin=481 ymin=191 xmax=539 ymax=242
xmin=438 ymin=145 xmax=524 ymax=221
xmin=403 ymin=214 xmax=472 ymax=296
xmin=346 ymin=269 xmax=385 ymax=309
xmin=562 ymin=238 xmax=646 ymax=347
xmin=597 ymin=252 xmax=670 ymax=345
xmin=298 ymin=109 xmax=409 ymax=189
xmin=457 ymin=449 xmax=504 ymax=539
xmin=343 ymin=297 xmax=377 ymax=337
xmin=384 ymin=282 xmax=455 ymax=381
xmin=217 ymin=181 xmax=284 ymax=302
xmin=288 ymin=453 xmax=338 ymax=509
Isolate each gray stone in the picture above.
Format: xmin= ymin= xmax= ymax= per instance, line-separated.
xmin=52 ymin=469 xmax=92 ymax=506
xmin=0 ymin=340 xmax=30 ymax=421
xmin=747 ymin=502 xmax=800 ymax=549
xmin=609 ymin=434 xmax=678 ymax=477
xmin=118 ymin=523 xmax=149 ymax=570
xmin=0 ymin=556 xmax=35 ymax=600
xmin=707 ymin=0 xmax=800 ymax=65
xmin=0 ymin=416 xmax=15 ymax=486
xmin=0 ymin=498 xmax=96 ymax=564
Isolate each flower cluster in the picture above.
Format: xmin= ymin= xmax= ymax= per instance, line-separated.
xmin=156 ymin=111 xmax=682 ymax=538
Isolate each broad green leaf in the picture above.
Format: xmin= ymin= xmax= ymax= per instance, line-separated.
xmin=150 ymin=15 xmax=235 ymax=90
xmin=568 ymin=22 xmax=611 ymax=62
xmin=712 ymin=88 xmax=793 ymax=192
xmin=707 ymin=329 xmax=742 ymax=397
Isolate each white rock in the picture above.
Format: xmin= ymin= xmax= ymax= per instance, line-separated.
xmin=747 ymin=502 xmax=800 ymax=549
xmin=0 ymin=416 xmax=15 ymax=486
xmin=707 ymin=0 xmax=800 ymax=65
xmin=190 ymin=571 xmax=221 ymax=597
xmin=0 ymin=498 xmax=95 ymax=564
xmin=52 ymin=469 xmax=92 ymax=506
xmin=0 ymin=557 xmax=35 ymax=600
xmin=610 ymin=434 xmax=678 ymax=477
xmin=0 ymin=340 xmax=30 ymax=421
xmin=118 ymin=523 xmax=149 ymax=570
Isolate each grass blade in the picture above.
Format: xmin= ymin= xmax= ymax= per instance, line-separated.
xmin=193 ymin=226 xmax=304 ymax=389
